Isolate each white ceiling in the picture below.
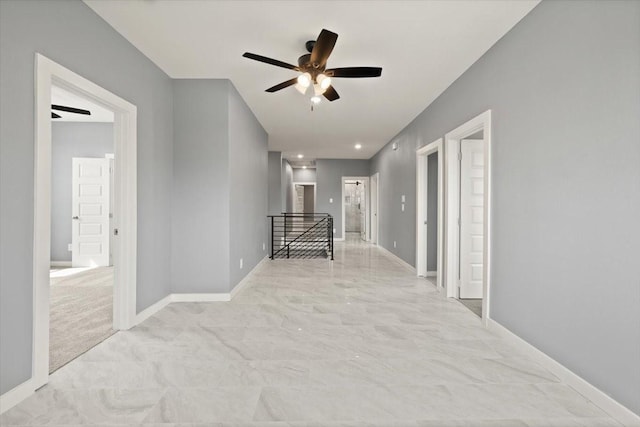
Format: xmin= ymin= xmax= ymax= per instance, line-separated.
xmin=84 ymin=0 xmax=538 ymax=160
xmin=51 ymin=85 xmax=114 ymax=122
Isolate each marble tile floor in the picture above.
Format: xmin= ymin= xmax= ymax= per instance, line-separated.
xmin=1 ymin=239 xmax=625 ymax=426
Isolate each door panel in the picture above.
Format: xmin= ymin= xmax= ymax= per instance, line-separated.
xmin=459 ymin=139 xmax=484 ymax=298
xmin=72 ymin=157 xmax=110 ymax=267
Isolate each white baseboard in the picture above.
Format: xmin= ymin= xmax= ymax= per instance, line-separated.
xmin=377 ymin=245 xmax=416 ymax=272
xmin=135 ymin=294 xmax=171 ymax=325
xmin=230 ymin=256 xmax=268 ymax=299
xmin=487 ymin=319 xmax=640 ymax=426
xmin=334 ymin=237 xmax=345 ymax=242
xmin=426 ymin=271 xmax=437 ymax=277
xmin=0 ymin=379 xmax=34 ymax=415
xmin=50 ymin=261 xmax=71 ymax=268
xmin=171 ymin=293 xmax=230 ymax=302
xmin=134 ymin=258 xmax=269 ymax=325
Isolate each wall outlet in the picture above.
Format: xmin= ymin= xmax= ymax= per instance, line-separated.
xmin=329 ymin=198 xmax=333 ymax=203
xmin=67 ymin=243 xmax=72 ymax=252
xmin=394 ymin=241 xmax=397 ymax=248
xmin=262 ymin=242 xmax=266 ymax=251
xmin=240 ymin=258 xmax=243 ymax=269
xmin=401 ymin=195 xmax=406 ymax=203
xmin=333 ymin=228 xmax=336 ymax=234
xmin=401 ymin=203 xmax=405 ymax=212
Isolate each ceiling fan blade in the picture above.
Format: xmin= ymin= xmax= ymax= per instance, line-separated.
xmin=52 ymin=112 xmax=61 ymax=119
xmin=326 ymin=67 xmax=382 ymax=78
xmin=242 ymin=52 xmax=299 ymax=71
xmin=310 ymin=29 xmax=338 ymax=68
xmin=323 ymin=85 xmax=340 ymax=101
xmin=51 ymin=104 xmax=91 ymax=115
xmin=266 ymin=77 xmax=299 ymax=93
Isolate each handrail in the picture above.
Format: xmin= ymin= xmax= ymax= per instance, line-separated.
xmin=272 ymin=217 xmax=327 ymax=258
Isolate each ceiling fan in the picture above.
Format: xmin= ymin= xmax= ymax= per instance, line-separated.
xmin=51 ymin=104 xmax=91 ymax=119
xmin=242 ymin=29 xmax=382 ymax=104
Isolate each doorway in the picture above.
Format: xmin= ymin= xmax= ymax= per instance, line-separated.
xmin=293 ymin=182 xmax=316 ymax=214
xmin=33 ymin=54 xmax=137 ymax=389
xmin=341 ymin=177 xmax=369 ymax=241
xmin=444 ymin=110 xmax=492 ymax=322
xmin=416 ymin=139 xmax=444 ymax=290
xmin=49 ymin=86 xmax=117 ymax=372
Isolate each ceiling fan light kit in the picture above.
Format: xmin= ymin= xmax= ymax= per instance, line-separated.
xmin=242 ymin=28 xmax=382 ymax=108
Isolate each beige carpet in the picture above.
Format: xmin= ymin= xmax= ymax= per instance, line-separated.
xmin=49 ymin=266 xmax=115 ymax=373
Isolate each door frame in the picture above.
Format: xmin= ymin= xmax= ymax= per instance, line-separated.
xmin=341 ymin=176 xmax=370 ymax=241
xmin=33 ymin=53 xmax=137 ymax=389
xmin=370 ymin=172 xmax=379 ymax=245
xmin=444 ymin=110 xmax=492 ymax=323
xmin=416 ymin=139 xmax=444 ymax=290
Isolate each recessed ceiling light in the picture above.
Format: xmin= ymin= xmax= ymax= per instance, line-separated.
xmin=302 ymin=165 xmax=307 ymax=169
xmin=355 ymin=143 xmax=362 ymax=150
xmin=297 ymin=154 xmax=304 ymax=159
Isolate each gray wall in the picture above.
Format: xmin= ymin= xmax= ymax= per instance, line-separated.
xmin=228 ymin=83 xmax=268 ymax=290
xmin=316 ymin=159 xmax=370 ymax=238
xmin=171 ymin=80 xmax=229 ymax=293
xmin=51 ymin=122 xmax=114 ymax=262
xmin=426 ymin=152 xmax=438 ymax=272
xmin=292 ymin=168 xmax=317 ymax=182
xmin=370 ymin=0 xmax=640 ymax=414
xmin=0 ymin=0 xmax=173 ymax=394
xmin=172 ymin=80 xmax=268 ymax=294
xmin=268 ymin=151 xmax=283 ymax=215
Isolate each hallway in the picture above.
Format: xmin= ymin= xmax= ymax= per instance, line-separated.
xmin=1 ymin=239 xmax=618 ymax=425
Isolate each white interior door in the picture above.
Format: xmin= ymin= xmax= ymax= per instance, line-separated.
xmin=459 ymin=140 xmax=484 ymax=298
xmin=371 ymin=174 xmax=378 ymax=244
xmin=72 ymin=157 xmax=110 ymax=267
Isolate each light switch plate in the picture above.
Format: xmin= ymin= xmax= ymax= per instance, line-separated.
xmin=401 ymin=195 xmax=406 ymax=202
xmin=329 ymin=198 xmax=333 ymax=203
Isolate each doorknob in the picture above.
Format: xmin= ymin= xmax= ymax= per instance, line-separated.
xmin=72 ymin=216 xmax=79 ymax=220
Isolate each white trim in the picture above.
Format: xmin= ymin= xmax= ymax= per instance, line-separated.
xmin=487 ymin=319 xmax=640 ymax=426
xmin=426 ymin=271 xmax=437 ymax=277
xmin=333 ymin=237 xmax=345 ymax=242
xmin=341 ymin=176 xmax=370 ymax=241
xmin=416 ymin=139 xmax=444 ymax=291
xmin=49 ymin=261 xmax=72 ymax=268
xmin=171 ymin=293 xmax=231 ymax=302
xmin=376 ymin=244 xmax=416 ymax=273
xmin=0 ymin=379 xmax=35 ymax=415
xmin=444 ymin=110 xmax=492 ymax=324
xmin=134 ymin=295 xmax=172 ymax=325
xmin=34 ymin=54 xmax=138 ymax=391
